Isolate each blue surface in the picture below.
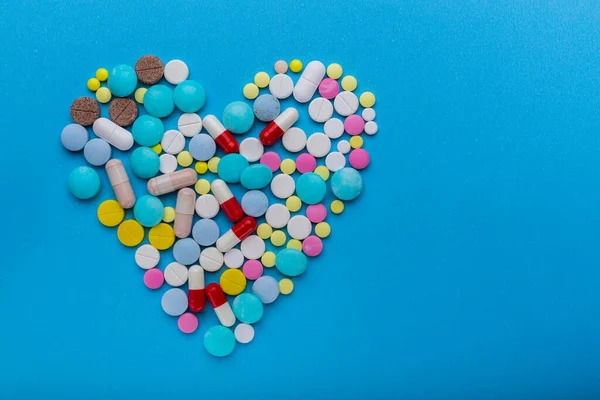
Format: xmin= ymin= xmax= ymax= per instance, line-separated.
xmin=2 ymin=1 xmax=600 ymax=399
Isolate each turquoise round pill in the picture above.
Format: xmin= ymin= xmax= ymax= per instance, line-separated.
xmin=222 ymin=101 xmax=254 ymax=134
xmin=218 ymin=153 xmax=249 ymax=183
xmin=68 ymin=166 xmax=100 ymax=200
xmin=133 ymin=195 xmax=164 ymax=227
xmin=204 ymin=325 xmax=236 ymax=357
xmin=296 ymin=172 xmax=326 ymax=204
xmin=331 ymin=167 xmax=363 ymax=201
xmin=232 ymin=293 xmax=264 ymax=324
xmin=144 ymin=85 xmax=175 ymax=118
xmin=276 ymin=248 xmax=307 ymax=277
xmin=173 ymin=80 xmax=206 ymax=113
xmin=107 ymin=64 xmax=138 ymax=97
xmin=130 ymin=147 xmax=160 ymax=179
xmin=240 ymin=164 xmax=273 ymax=189
xmin=132 ymin=115 xmax=164 ymax=146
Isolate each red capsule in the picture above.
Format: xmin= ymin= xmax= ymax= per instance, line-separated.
xmin=215 ymin=216 xmax=257 ymax=253
xmin=211 ymin=179 xmax=244 ymax=222
xmin=203 ymin=115 xmax=239 ymax=154
xmin=259 ymin=108 xmax=299 ymax=146
xmin=206 ymin=283 xmax=236 ymax=327
xmin=188 ymin=266 xmax=206 ymax=313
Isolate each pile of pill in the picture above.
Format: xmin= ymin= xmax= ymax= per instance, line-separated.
xmin=62 ymin=56 xmax=377 ymax=357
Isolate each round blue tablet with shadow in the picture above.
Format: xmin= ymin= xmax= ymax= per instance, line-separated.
xmin=241 ymin=190 xmax=269 ymax=217
xmin=132 ymin=115 xmax=164 ymax=146
xmin=107 ymin=64 xmax=138 ymax=97
xmin=331 ymin=167 xmax=363 ymax=201
xmin=130 ymin=147 xmax=160 ymax=179
xmin=189 ymin=134 xmax=216 ymax=161
xmin=240 ymin=164 xmax=273 ymax=189
xmin=295 ymin=172 xmax=326 ymax=205
xmin=204 ymin=325 xmax=236 ymax=357
xmin=222 ymin=101 xmax=254 ymax=134
xmin=61 ymin=124 xmax=88 ymax=151
xmin=275 ymin=248 xmax=307 ymax=277
xmin=173 ymin=238 xmax=201 ymax=265
xmin=218 ymin=153 xmax=249 ymax=183
xmin=192 ymin=218 xmax=220 ymax=246
xmin=253 ymin=94 xmax=280 ymax=122
xmin=232 ymin=293 xmax=264 ymax=324
xmin=133 ymin=195 xmax=164 ymax=227
xmin=174 ymin=80 xmax=206 ymax=113
xmin=68 ymin=166 xmax=100 ymax=200
xmin=161 ymin=288 xmax=188 ymax=316
xmin=252 ymin=276 xmax=280 ymax=304
xmin=144 ymin=85 xmax=175 ymax=118
xmin=83 ymin=138 xmax=111 ymax=166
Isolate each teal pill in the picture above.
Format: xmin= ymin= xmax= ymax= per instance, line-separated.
xmin=295 ymin=172 xmax=326 ymax=205
xmin=174 ymin=80 xmax=206 ymax=113
xmin=204 ymin=325 xmax=236 ymax=357
xmin=144 ymin=85 xmax=175 ymax=118
xmin=132 ymin=115 xmax=164 ymax=146
xmin=130 ymin=147 xmax=160 ymax=179
xmin=232 ymin=293 xmax=264 ymax=324
xmin=222 ymin=101 xmax=254 ymax=134
xmin=107 ymin=65 xmax=138 ymax=97
xmin=275 ymin=248 xmax=307 ymax=277
xmin=68 ymin=166 xmax=100 ymax=200
xmin=133 ymin=195 xmax=164 ymax=227
xmin=240 ymin=164 xmax=273 ymax=189
xmin=331 ymin=167 xmax=363 ymax=201
xmin=218 ymin=153 xmax=249 ymax=183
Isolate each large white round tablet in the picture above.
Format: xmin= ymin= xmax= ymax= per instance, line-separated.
xmin=164 ymin=262 xmax=189 ymax=287
xmin=324 ymin=118 xmax=344 ymax=139
xmin=270 ymin=174 xmax=296 ymax=199
xmin=362 ymin=108 xmax=376 ymax=121
xmin=224 ymin=248 xmax=244 ymax=269
xmin=333 ymin=91 xmax=359 ymax=117
xmin=239 ymin=138 xmax=264 ymax=162
xmin=178 ymin=113 xmax=202 ymax=137
xmin=325 ymin=151 xmax=346 ymax=172
xmin=282 ymin=127 xmax=307 ymax=153
xmin=240 ymin=235 xmax=266 ymax=260
xmin=337 ymin=140 xmax=351 ymax=154
xmin=195 ymin=194 xmax=220 ymax=218
xmin=234 ymin=323 xmax=255 ymax=344
xmin=161 ymin=130 xmax=185 ymax=154
xmin=269 ymin=73 xmax=294 ymax=99
xmin=306 ymin=133 xmax=331 ymax=158
xmin=364 ymin=121 xmax=378 ymax=136
xmin=159 ymin=154 xmax=177 ymax=173
xmin=287 ymin=215 xmax=312 ymax=240
xmin=200 ymin=247 xmax=224 ymax=272
xmin=265 ymin=204 xmax=290 ymax=228
xmin=164 ymin=59 xmax=189 ymax=85
xmin=135 ymin=244 xmax=160 ymax=270
xmin=308 ymin=98 xmax=334 ymax=123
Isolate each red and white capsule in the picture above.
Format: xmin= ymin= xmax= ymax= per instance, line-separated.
xmin=174 ymin=188 xmax=195 ymax=238
xmin=188 ymin=265 xmax=206 ymax=313
xmin=211 ymin=179 xmax=244 ymax=222
xmin=259 ymin=107 xmax=299 ymax=146
xmin=203 ymin=115 xmax=239 ymax=154
xmin=206 ymin=283 xmax=235 ymax=327
xmin=216 ymin=216 xmax=257 ymax=253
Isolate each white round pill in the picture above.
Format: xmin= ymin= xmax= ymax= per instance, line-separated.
xmin=135 ymin=244 xmax=160 ymax=270
xmin=325 ymin=151 xmax=346 ymax=172
xmin=287 ymin=215 xmax=312 ymax=240
xmin=306 ymin=133 xmax=331 ymax=158
xmin=270 ymin=174 xmax=296 ymax=199
xmin=164 ymin=59 xmax=189 ymax=85
xmin=164 ymin=262 xmax=188 ymax=287
xmin=308 ymin=98 xmax=334 ymax=123
xmin=161 ymin=130 xmax=185 ymax=154
xmin=239 ymin=138 xmax=264 ymax=162
xmin=282 ymin=127 xmax=307 ymax=153
xmin=364 ymin=121 xmax=378 ymax=136
xmin=241 ymin=235 xmax=266 ymax=260
xmin=178 ymin=113 xmax=202 ymax=137
xmin=224 ymin=248 xmax=244 ymax=269
xmin=265 ymin=204 xmax=290 ymax=229
xmin=362 ymin=108 xmax=376 ymax=121
xmin=195 ymin=194 xmax=220 ymax=218
xmin=337 ymin=140 xmax=351 ymax=154
xmin=159 ymin=154 xmax=178 ymax=173
xmin=234 ymin=323 xmax=255 ymax=344
xmin=333 ymin=91 xmax=359 ymax=117
xmin=269 ymin=73 xmax=294 ymax=99
xmin=324 ymin=118 xmax=344 ymax=139
xmin=200 ymin=247 xmax=224 ymax=272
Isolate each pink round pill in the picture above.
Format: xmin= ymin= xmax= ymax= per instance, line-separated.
xmin=143 ymin=268 xmax=164 ymax=289
xmin=243 ymin=260 xmax=264 ymax=280
xmin=296 ymin=153 xmax=317 ymax=173
xmin=306 ymin=204 xmax=327 ymax=223
xmin=344 ymin=115 xmax=365 ymax=135
xmin=302 ymin=236 xmax=323 ymax=257
xmin=318 ymin=78 xmax=340 ymax=99
xmin=349 ymin=149 xmax=370 ymax=170
xmin=260 ymin=151 xmax=282 ymax=172
xmin=177 ymin=312 xmax=199 ymax=334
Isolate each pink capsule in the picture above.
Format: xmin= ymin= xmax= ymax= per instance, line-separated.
xmin=174 ymin=188 xmax=195 ymax=238
xmin=147 ymin=168 xmax=198 ymax=196
xmin=105 ymin=159 xmax=135 ymax=209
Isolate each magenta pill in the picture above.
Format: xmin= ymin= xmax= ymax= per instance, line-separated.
xmin=306 ymin=204 xmax=327 ymax=223
xmin=296 ymin=153 xmax=317 ymax=173
xmin=318 ymin=78 xmax=340 ymax=99
xmin=177 ymin=312 xmax=199 ymax=334
xmin=260 ymin=151 xmax=282 ymax=172
xmin=144 ymin=268 xmax=164 ymax=289
xmin=349 ymin=148 xmax=370 ymax=170
xmin=344 ymin=115 xmax=365 ymax=136
xmin=302 ymin=236 xmax=323 ymax=257
xmin=243 ymin=260 xmax=264 ymax=280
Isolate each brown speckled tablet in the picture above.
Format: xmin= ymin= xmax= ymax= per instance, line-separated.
xmin=135 ymin=55 xmax=164 ymax=84
xmin=70 ymin=97 xmax=100 ymax=126
xmin=109 ymin=98 xmax=138 ymax=127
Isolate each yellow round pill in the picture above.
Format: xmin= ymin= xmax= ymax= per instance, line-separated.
xmin=331 ymin=200 xmax=344 ymax=214
xmin=96 ymin=68 xmax=109 ymax=82
xmin=350 ymin=136 xmax=363 ymax=149
xmin=148 ymin=223 xmax=175 ymax=250
xmin=359 ymin=91 xmax=376 ymax=108
xmin=327 ymin=63 xmax=343 ymax=79
xmin=177 ymin=151 xmax=193 ymax=167
xmin=117 ymin=220 xmax=144 ymax=247
xmin=290 ymin=59 xmax=303 ymax=73
xmin=279 ymin=278 xmax=294 ymax=295
xmin=96 ymin=87 xmax=112 ymax=104
xmin=254 ymin=72 xmax=270 ymax=88
xmin=261 ymin=251 xmax=276 ymax=268
xmin=151 ymin=143 xmax=162 ymax=154
xmin=195 ymin=161 xmax=208 ymax=174
xmin=315 ymin=222 xmax=331 ymax=238
xmin=97 ymin=200 xmax=124 ymax=227
xmin=280 ymin=158 xmax=296 ymax=174
xmin=195 ymin=179 xmax=211 ymax=195
xmin=286 ymin=239 xmax=303 ymax=251
xmin=270 ymin=230 xmax=286 ymax=246
xmin=243 ymin=83 xmax=259 ymax=100
xmin=163 ymin=207 xmax=176 ymax=223
xmin=314 ymin=166 xmax=330 ymax=181
xmin=220 ymin=269 xmax=247 ymax=295
xmin=208 ymin=157 xmax=220 ymax=173
xmin=135 ymin=87 xmax=147 ymax=104
xmin=341 ymin=76 xmax=358 ymax=91
xmin=87 ymin=78 xmax=101 ymax=92
xmin=257 ymin=223 xmax=273 ymax=239
xmin=286 ymin=196 xmax=302 ymax=212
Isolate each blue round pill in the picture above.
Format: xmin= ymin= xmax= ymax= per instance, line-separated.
xmin=133 ymin=195 xmax=164 ymax=227
xmin=61 ymin=124 xmax=88 ymax=151
xmin=252 ymin=276 xmax=280 ymax=304
xmin=253 ymin=94 xmax=280 ymax=122
xmin=295 ymin=172 xmax=327 ymax=205
xmin=68 ymin=166 xmax=100 ymax=200
xmin=241 ymin=190 xmax=269 ymax=217
xmin=275 ymin=248 xmax=307 ymax=277
xmin=204 ymin=325 xmax=236 ymax=357
xmin=217 ymin=153 xmax=249 ymax=183
xmin=132 ymin=115 xmax=164 ymax=146
xmin=83 ymin=138 xmax=112 ymax=166
xmin=130 ymin=147 xmax=160 ymax=179
xmin=144 ymin=85 xmax=175 ymax=118
xmin=331 ymin=167 xmax=363 ymax=201
xmin=173 ymin=238 xmax=201 ymax=265
xmin=107 ymin=64 xmax=138 ymax=97
xmin=173 ymin=80 xmax=206 ymax=113
xmin=240 ymin=164 xmax=273 ymax=190
xmin=232 ymin=293 xmax=264 ymax=324
xmin=192 ymin=218 xmax=220 ymax=246
xmin=161 ymin=288 xmax=188 ymax=316
xmin=188 ymin=134 xmax=216 ymax=161
xmin=222 ymin=101 xmax=254 ymax=134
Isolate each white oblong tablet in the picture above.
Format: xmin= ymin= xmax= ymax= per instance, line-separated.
xmin=159 ymin=154 xmax=178 ymax=173
xmin=164 ymin=262 xmax=189 ymax=287
xmin=324 ymin=118 xmax=344 ymax=139
xmin=325 ymin=151 xmax=346 ymax=172
xmin=135 ymin=244 xmax=160 ymax=270
xmin=270 ymin=174 xmax=296 ymax=199
xmin=337 ymin=140 xmax=351 ymax=154
xmin=333 ymin=91 xmax=359 ymax=117
xmin=200 ymin=247 xmax=224 ymax=272
xmin=161 ymin=130 xmax=186 ymax=154
xmin=224 ymin=248 xmax=244 ymax=269
xmin=282 ymin=127 xmax=307 ymax=153
xmin=365 ymin=121 xmax=378 ymax=135
xmin=234 ymin=323 xmax=255 ymax=344
xmin=240 ymin=235 xmax=266 ymax=260
xmin=293 ymin=61 xmax=326 ymax=103
xmin=308 ymin=98 xmax=333 ymax=123
xmin=269 ymin=73 xmax=294 ymax=99
xmin=239 ymin=138 xmax=264 ymax=162
xmin=195 ymin=194 xmax=220 ymax=218
xmin=178 ymin=113 xmax=202 ymax=137
xmin=362 ymin=108 xmax=376 ymax=121
xmin=287 ymin=215 xmax=312 ymax=240
xmin=306 ymin=133 xmax=331 ymax=158
xmin=265 ymin=204 xmax=290 ymax=229
xmin=164 ymin=59 xmax=189 ymax=84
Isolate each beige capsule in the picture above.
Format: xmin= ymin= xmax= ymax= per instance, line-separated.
xmin=105 ymin=159 xmax=135 ymax=209
xmin=174 ymin=188 xmax=196 ymax=239
xmin=147 ymin=168 xmax=197 ymax=196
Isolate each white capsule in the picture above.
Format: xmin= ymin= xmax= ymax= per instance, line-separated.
xmin=216 ymin=230 xmax=239 ymax=253
xmin=293 ymin=61 xmax=326 ymax=103
xmin=174 ymin=188 xmax=195 ymax=238
xmin=215 ymin=303 xmax=236 ymax=327
xmin=92 ymin=118 xmax=133 ymax=151
xmin=274 ymin=108 xmax=299 ymax=131
xmin=203 ymin=115 xmax=227 ymax=140
xmin=188 ymin=265 xmax=205 ymax=290
xmin=211 ymin=179 xmax=234 ymax=204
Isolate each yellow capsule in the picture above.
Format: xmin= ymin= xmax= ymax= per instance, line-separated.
xmin=96 ymin=68 xmax=109 ymax=82
xmin=290 ymin=59 xmax=303 ymax=73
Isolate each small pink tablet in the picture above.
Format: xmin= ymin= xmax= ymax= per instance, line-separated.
xmin=318 ymin=78 xmax=340 ymax=99
xmin=296 ymin=153 xmax=317 ymax=173
xmin=306 ymin=204 xmax=327 ymax=223
xmin=344 ymin=115 xmax=365 ymax=135
xmin=302 ymin=236 xmax=323 ymax=257
xmin=144 ymin=268 xmax=164 ymax=289
xmin=349 ymin=149 xmax=370 ymax=170
xmin=178 ymin=313 xmax=199 ymax=334
xmin=260 ymin=151 xmax=281 ymax=172
xmin=243 ymin=260 xmax=263 ymax=280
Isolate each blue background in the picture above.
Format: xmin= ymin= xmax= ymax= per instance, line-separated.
xmin=1 ymin=1 xmax=600 ymax=398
